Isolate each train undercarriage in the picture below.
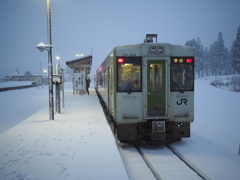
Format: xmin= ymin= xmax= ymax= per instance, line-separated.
xmin=116 ymin=121 xmax=190 ymax=145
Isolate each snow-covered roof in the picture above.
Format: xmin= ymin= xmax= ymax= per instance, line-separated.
xmin=66 ymin=55 xmax=92 ymax=71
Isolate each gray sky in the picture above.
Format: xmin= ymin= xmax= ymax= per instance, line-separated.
xmin=0 ymin=0 xmax=239 ymax=78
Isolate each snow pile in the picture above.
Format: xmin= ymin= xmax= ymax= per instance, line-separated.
xmin=208 ymin=75 xmax=240 ymax=92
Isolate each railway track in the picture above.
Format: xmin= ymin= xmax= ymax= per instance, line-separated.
xmin=165 ymin=144 xmax=210 ymax=180
xmin=118 ymin=143 xmax=211 ymax=180
xmin=96 ymin=86 xmax=209 ymax=179
xmin=134 ymin=144 xmax=162 ymax=180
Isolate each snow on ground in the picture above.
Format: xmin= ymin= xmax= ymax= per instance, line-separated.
xmin=0 ymin=83 xmax=128 ymax=180
xmin=0 ymin=78 xmax=240 ymax=180
xmin=0 ymin=86 xmax=48 ymax=135
xmin=140 ymin=145 xmax=203 ymax=180
xmin=170 ymin=77 xmax=240 ymax=180
xmin=0 ymin=81 xmax=34 ymax=88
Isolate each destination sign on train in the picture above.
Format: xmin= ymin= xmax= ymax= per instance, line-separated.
xmin=149 ymin=46 xmax=164 ymax=54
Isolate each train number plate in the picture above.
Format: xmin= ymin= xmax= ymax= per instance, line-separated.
xmin=152 ymin=121 xmax=165 ymax=133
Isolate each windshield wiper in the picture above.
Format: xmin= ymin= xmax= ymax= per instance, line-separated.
xmin=173 ymin=82 xmax=184 ymax=93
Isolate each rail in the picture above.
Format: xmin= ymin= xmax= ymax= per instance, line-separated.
xmin=166 ymin=144 xmax=211 ymax=180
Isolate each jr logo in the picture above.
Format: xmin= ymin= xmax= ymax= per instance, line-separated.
xmin=176 ymin=99 xmax=187 ymax=105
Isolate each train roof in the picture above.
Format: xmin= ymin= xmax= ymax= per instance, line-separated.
xmin=114 ymin=42 xmax=194 ymax=57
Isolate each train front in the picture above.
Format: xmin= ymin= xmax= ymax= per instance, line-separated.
xmin=115 ymin=35 xmax=194 ymax=144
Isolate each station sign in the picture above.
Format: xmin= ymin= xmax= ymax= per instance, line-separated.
xmin=53 ymin=74 xmax=62 ymax=84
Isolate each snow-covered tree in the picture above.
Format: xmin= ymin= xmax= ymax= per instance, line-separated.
xmin=184 ymin=27 xmax=239 ymax=77
xmin=224 ymin=47 xmax=233 ymax=75
xmin=208 ymin=42 xmax=217 ymax=75
xmin=208 ymin=32 xmax=228 ymax=75
xmin=231 ymin=26 xmax=240 ymax=74
xmin=203 ymin=47 xmax=210 ymax=76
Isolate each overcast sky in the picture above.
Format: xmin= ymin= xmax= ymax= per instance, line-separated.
xmin=0 ymin=0 xmax=240 ymax=78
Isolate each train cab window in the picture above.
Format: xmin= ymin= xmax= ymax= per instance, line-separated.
xmin=171 ymin=57 xmax=194 ymax=91
xmin=117 ymin=57 xmax=142 ymax=92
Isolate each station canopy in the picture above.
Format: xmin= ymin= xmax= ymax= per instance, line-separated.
xmin=65 ymin=55 xmax=92 ymax=73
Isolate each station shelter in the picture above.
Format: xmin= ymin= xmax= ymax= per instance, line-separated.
xmin=66 ymin=55 xmax=92 ymax=95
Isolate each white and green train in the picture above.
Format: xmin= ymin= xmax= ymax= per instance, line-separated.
xmin=96 ymin=34 xmax=194 ymax=144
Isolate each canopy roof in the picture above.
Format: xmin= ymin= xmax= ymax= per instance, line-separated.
xmin=65 ymin=55 xmax=92 ymax=72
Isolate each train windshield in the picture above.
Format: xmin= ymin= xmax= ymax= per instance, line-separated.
xmin=117 ymin=57 xmax=142 ymax=92
xmin=171 ymin=57 xmax=194 ymax=91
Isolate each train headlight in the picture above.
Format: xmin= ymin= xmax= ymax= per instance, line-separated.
xmin=187 ymin=59 xmax=193 ymax=63
xmin=117 ymin=58 xmax=124 ymax=63
xmin=179 ymin=58 xmax=184 ymax=63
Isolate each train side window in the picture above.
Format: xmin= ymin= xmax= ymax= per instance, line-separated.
xmin=117 ymin=57 xmax=142 ymax=92
xmin=97 ymin=70 xmax=106 ymax=88
xmin=171 ymin=57 xmax=194 ymax=91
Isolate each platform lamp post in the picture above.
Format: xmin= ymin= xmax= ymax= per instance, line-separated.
xmin=36 ymin=0 xmax=54 ymax=120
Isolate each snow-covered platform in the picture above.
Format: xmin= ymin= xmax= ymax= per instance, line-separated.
xmin=0 ymin=87 xmax=129 ymax=180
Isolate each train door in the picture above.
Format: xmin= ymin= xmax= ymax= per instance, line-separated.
xmin=145 ymin=60 xmax=167 ymax=118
